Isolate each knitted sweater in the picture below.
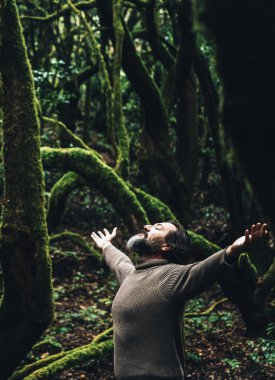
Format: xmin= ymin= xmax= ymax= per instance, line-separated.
xmin=103 ymin=245 xmax=233 ymax=380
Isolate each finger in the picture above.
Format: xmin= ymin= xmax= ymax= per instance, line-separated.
xmin=244 ymin=229 xmax=250 ymax=243
xmin=98 ymin=231 xmax=105 ymax=238
xmin=256 ymin=222 xmax=262 ymax=236
xmin=103 ymin=228 xmax=110 ymax=237
xmin=261 ymin=223 xmax=268 ymax=235
xmin=91 ymin=233 xmax=99 ymax=242
xmin=251 ymin=224 xmax=256 ymax=239
xmin=110 ymin=227 xmax=117 ymax=238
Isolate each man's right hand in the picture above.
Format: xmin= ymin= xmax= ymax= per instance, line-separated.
xmin=91 ymin=227 xmax=117 ymax=250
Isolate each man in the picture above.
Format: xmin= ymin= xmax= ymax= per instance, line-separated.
xmin=91 ymin=222 xmax=268 ymax=380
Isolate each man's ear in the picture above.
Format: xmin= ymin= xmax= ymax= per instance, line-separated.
xmin=161 ymin=244 xmax=170 ymax=252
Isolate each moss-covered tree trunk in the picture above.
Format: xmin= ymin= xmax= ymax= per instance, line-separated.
xmin=0 ymin=1 xmax=53 ymax=378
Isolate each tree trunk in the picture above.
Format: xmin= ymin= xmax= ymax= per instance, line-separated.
xmin=0 ymin=1 xmax=53 ymax=378
xmin=196 ymin=0 xmax=275 ymax=237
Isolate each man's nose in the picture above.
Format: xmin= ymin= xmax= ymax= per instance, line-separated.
xmin=144 ymin=225 xmax=152 ymax=231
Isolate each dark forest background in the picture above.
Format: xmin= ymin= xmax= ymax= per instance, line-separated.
xmin=0 ymin=0 xmax=274 ymax=379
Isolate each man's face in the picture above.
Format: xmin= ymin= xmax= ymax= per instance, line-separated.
xmin=126 ymin=222 xmax=177 ymax=256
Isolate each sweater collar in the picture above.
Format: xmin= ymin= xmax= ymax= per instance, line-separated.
xmin=135 ymin=258 xmax=169 ymax=270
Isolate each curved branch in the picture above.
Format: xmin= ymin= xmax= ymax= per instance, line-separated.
xmin=9 ymin=328 xmax=113 ymax=380
xmin=42 ymin=117 xmax=95 ymax=152
xmin=49 ymin=231 xmax=101 ymax=263
xmin=41 ymin=147 xmax=149 ymax=231
xmin=130 ymin=185 xmax=177 ymax=222
xmin=185 ymin=298 xmax=228 ymax=317
xmin=24 ymin=339 xmax=113 ymax=380
xmin=47 ymin=171 xmax=88 ymax=232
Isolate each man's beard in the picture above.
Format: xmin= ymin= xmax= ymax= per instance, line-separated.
xmin=126 ymin=231 xmax=162 ymax=256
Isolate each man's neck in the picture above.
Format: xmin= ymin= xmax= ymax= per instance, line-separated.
xmin=138 ymin=254 xmax=164 ymax=263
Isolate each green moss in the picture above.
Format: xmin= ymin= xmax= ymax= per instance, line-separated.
xmin=187 ymin=230 xmax=220 ymax=259
xmin=42 ymin=116 xmax=102 ymax=159
xmin=50 ymin=231 xmax=101 ymax=263
xmin=10 ymin=328 xmax=113 ymax=380
xmin=41 ymin=147 xmax=149 ymax=231
xmin=47 ymin=171 xmax=87 ymax=232
xmin=131 ymin=185 xmax=177 ymax=222
xmin=0 ymin=0 xmax=53 ymax=376
xmin=23 ymin=339 xmax=113 ymax=380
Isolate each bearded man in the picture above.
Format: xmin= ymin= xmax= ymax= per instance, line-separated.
xmin=91 ymin=221 xmax=268 ymax=380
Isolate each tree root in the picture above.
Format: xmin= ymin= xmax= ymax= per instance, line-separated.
xmin=9 ymin=328 xmax=113 ymax=380
xmin=185 ymin=298 xmax=228 ymax=317
xmin=49 ymin=231 xmax=101 ymax=263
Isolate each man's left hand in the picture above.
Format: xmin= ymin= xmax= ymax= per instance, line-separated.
xmin=225 ymin=223 xmax=268 ymax=262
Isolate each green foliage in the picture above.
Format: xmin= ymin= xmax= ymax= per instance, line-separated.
xmin=266 ymin=322 xmax=275 ymax=339
xmin=222 ymin=358 xmax=241 ymax=369
xmin=246 ymin=338 xmax=275 ymax=366
xmin=185 ymin=292 xmax=234 ymax=333
xmin=33 ymin=59 xmax=80 ymax=115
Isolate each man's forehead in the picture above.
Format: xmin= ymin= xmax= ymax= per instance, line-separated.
xmin=159 ymin=222 xmax=177 ymax=231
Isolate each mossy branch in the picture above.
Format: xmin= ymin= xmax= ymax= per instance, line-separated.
xmin=129 ymin=185 xmax=177 ymax=222
xmin=24 ymin=339 xmax=113 ymax=380
xmin=47 ymin=172 xmax=88 ymax=233
xmin=9 ymin=328 xmax=113 ymax=380
xmin=184 ymin=298 xmax=228 ymax=317
xmin=41 ymin=147 xmax=149 ymax=231
xmin=42 ymin=116 xmax=102 ymax=158
xmin=49 ymin=231 xmax=101 ymax=262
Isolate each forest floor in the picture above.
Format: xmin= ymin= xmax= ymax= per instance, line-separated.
xmin=23 ymin=247 xmax=274 ymax=380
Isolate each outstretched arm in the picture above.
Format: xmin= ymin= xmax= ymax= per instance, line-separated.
xmin=91 ymin=228 xmax=135 ymax=285
xmin=160 ymin=223 xmax=269 ymax=302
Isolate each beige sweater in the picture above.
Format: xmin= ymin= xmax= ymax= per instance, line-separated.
xmin=103 ymin=245 xmax=233 ymax=380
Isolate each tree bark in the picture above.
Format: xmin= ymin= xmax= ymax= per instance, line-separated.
xmin=0 ymin=1 xmax=53 ymax=378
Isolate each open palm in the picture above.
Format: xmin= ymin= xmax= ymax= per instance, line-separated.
xmin=91 ymin=227 xmax=117 ymax=249
xmin=231 ymin=223 xmax=268 ymax=252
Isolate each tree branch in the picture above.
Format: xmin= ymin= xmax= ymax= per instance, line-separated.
xmin=21 ymin=0 xmax=97 ymax=22
xmin=9 ymin=328 xmax=113 ymax=380
xmin=145 ymin=0 xmax=174 ymax=69
xmin=41 ymin=147 xmax=149 ymax=231
xmin=50 ymin=230 xmax=101 ymax=263
xmin=185 ymin=298 xmax=228 ymax=317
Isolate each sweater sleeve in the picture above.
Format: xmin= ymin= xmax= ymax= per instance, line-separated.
xmin=159 ymin=248 xmax=234 ymax=303
xmin=103 ymin=244 xmax=135 ymax=285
